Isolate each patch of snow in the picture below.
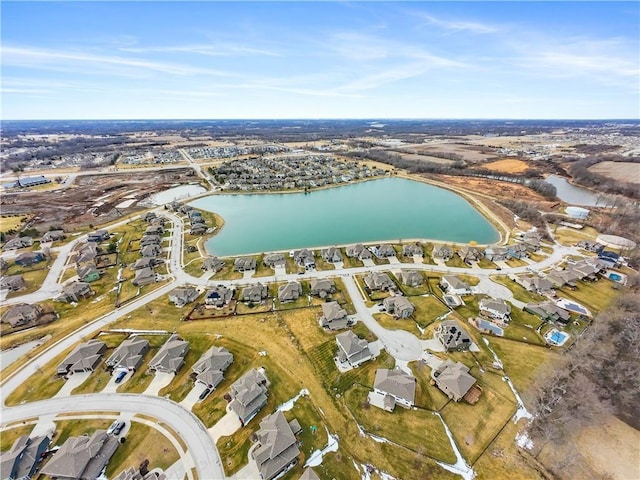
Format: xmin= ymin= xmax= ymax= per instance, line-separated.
xmin=482 ymin=338 xmax=503 ymax=369
xmin=516 ymin=431 xmax=534 ymax=450
xmin=304 ymin=428 xmax=339 ymax=467
xmin=369 ymin=433 xmax=391 ymax=444
xmin=277 ymin=389 xmax=309 ymax=412
xmin=435 ymin=412 xmax=476 ymax=480
xmin=258 ymin=350 xmax=268 ymax=356
xmin=503 ymin=377 xmax=533 ymax=422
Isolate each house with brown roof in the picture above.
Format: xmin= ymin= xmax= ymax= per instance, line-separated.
xmin=0 ymin=275 xmax=26 ymax=292
xmin=435 ymin=320 xmax=472 ymax=352
xmin=402 ymin=244 xmax=423 ymax=257
xmin=382 ymin=296 xmax=414 ymax=319
xmin=57 ymin=339 xmax=107 ymax=375
xmin=310 ymin=278 xmax=335 ymax=298
xmin=278 ymin=282 xmax=302 ymax=303
xmin=431 ymin=360 xmax=478 ymax=402
xmin=106 ymin=337 xmax=149 ymax=371
xmin=39 ymin=430 xmax=119 ymax=480
xmin=192 ymin=346 xmax=233 ymax=389
xmin=363 ymin=272 xmax=395 ymax=291
xmin=369 ymin=368 xmax=417 ymax=411
xmin=320 ymin=247 xmax=342 ymax=263
xmin=397 ymin=271 xmax=423 ymax=287
xmin=432 ymin=245 xmax=453 ymax=261
xmin=335 ymin=331 xmax=372 ymax=368
xmin=229 ymin=369 xmax=270 ymax=425
xmin=251 ymin=410 xmax=300 ymax=480
xmin=319 ymin=301 xmax=350 ymax=330
xmin=149 ymin=334 xmax=189 ymax=374
xmin=346 ymin=244 xmax=372 ymax=260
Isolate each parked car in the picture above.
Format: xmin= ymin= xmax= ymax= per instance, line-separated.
xmin=107 ymin=420 xmax=124 ymax=435
xmin=112 ymin=421 xmax=126 ymax=435
xmin=199 ymin=388 xmax=211 ymax=400
xmin=114 ymin=371 xmax=127 ymax=384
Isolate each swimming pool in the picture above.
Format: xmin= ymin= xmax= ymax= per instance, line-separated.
xmin=605 ymin=271 xmax=626 ymax=284
xmin=546 ymin=329 xmax=570 ymax=346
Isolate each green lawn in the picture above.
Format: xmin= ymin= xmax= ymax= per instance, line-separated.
xmin=445 ymin=255 xmax=471 ymax=269
xmin=374 ymin=313 xmax=425 ymax=338
xmin=477 ymin=257 xmax=498 ymax=269
xmin=0 ymin=425 xmax=33 ymax=451
xmin=409 ymin=360 xmax=450 ymax=411
xmin=411 ymin=295 xmax=451 ymax=328
xmin=212 ymin=263 xmax=243 ymax=280
xmin=557 ymin=279 xmax=619 ymax=314
xmin=490 ymin=276 xmax=545 ymax=303
xmin=340 ymin=250 xmax=363 ymax=268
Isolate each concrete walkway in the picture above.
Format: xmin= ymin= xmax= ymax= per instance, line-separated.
xmin=53 ymin=371 xmax=91 ymax=398
xmin=144 ymin=372 xmax=175 ymax=396
xmin=180 ymin=382 xmax=208 ymax=411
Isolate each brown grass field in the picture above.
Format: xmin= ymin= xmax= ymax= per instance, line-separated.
xmin=482 ymin=159 xmax=531 ymax=173
xmin=588 ymin=161 xmax=640 ymax=185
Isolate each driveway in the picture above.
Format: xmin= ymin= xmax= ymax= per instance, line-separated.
xmin=208 ymin=408 xmax=241 ymax=442
xmin=230 ymin=444 xmax=260 ymax=480
xmin=180 ymin=382 xmax=208 ymax=411
xmin=53 ymin=371 xmax=91 ymax=397
xmin=102 ymin=370 xmax=132 ymax=393
xmin=144 ymin=372 xmax=175 ymax=396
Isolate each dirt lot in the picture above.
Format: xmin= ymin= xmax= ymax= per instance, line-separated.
xmin=431 ymin=174 xmax=551 ymax=203
xmin=482 ymin=159 xmax=532 ymax=173
xmin=588 ymin=161 xmax=640 ymax=185
xmin=0 ymin=168 xmax=197 ymax=231
xmin=400 ymin=142 xmax=497 ymax=163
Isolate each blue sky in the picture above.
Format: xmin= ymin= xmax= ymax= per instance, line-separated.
xmin=2 ymin=2 xmax=638 ymax=119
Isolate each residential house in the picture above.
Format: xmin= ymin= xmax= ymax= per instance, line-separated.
xmin=143 ymin=212 xmax=157 ymax=222
xmin=439 ymin=276 xmax=472 ymax=295
xmin=506 ymin=244 xmax=528 ymax=259
xmin=263 ymin=253 xmax=286 ymax=268
xmin=546 ymin=270 xmax=581 ymax=289
xmin=39 ymin=430 xmax=119 ymax=480
xmin=484 ymin=246 xmax=509 ymax=262
xmin=190 ymin=224 xmax=207 ymax=236
xmin=431 ymin=360 xmax=478 ymax=402
xmin=278 ymin=282 xmax=302 ymax=303
xmin=141 ymin=245 xmax=160 ymax=257
xmin=432 ymin=245 xmax=453 ymax=261
xmin=234 ymin=257 xmax=257 ymax=272
xmin=106 ymin=337 xmax=149 ymax=370
xmin=251 ymin=410 xmax=300 ymax=480
xmin=320 ymin=247 xmax=342 ymax=263
xmin=77 ymin=264 xmax=100 ymax=283
xmin=397 ymin=271 xmax=423 ymax=287
xmin=299 ymin=468 xmax=321 ymax=480
xmin=0 ymin=275 xmax=26 ymax=292
xmin=229 ymin=369 xmax=270 ymax=425
xmin=75 ymin=243 xmax=98 ymax=265
xmin=241 ymin=283 xmax=268 ymax=303
xmin=576 ymin=240 xmax=603 ymax=253
xmin=133 ymin=267 xmax=157 ymax=286
xmin=370 ymin=368 xmax=417 ymax=411
xmin=149 ymin=334 xmax=189 ymax=374
xmin=0 ymin=435 xmax=51 ymax=480
xmin=57 ymin=339 xmax=107 ymax=375
xmin=516 ymin=276 xmax=553 ymax=294
xmin=479 ymin=298 xmax=511 ymax=323
xmin=319 ymin=301 xmax=350 ymax=330
xmin=192 ymin=346 xmax=234 ymax=389
xmin=132 ymin=257 xmax=162 ymax=270
xmin=205 ymin=286 xmax=233 ymax=308
xmin=435 ymin=320 xmax=472 ymax=352
xmin=382 ymin=296 xmax=414 ymax=319
xmin=140 ymin=235 xmax=161 ymax=247
xmin=88 ymin=230 xmax=109 ymax=242
xmin=1 ymin=303 xmax=46 ymax=328
xmin=402 ymin=244 xmax=423 ymax=257
xmin=41 ymin=230 xmax=65 ymax=243
xmin=363 ymin=272 xmax=395 ymax=291
xmin=293 ymin=249 xmax=315 ymax=270
xmin=168 ymin=287 xmax=200 ymax=307
xmin=15 ymin=251 xmax=45 ymax=267
xmin=524 ymin=302 xmax=571 ymax=324
xmin=335 ymin=331 xmax=372 ymax=368
xmin=144 ymin=225 xmax=164 ymax=236
xmin=371 ymin=244 xmax=396 ymax=259
xmin=346 ymin=244 xmax=372 ymax=260
xmin=202 ymin=257 xmax=225 ymax=273
xmin=0 ymin=258 xmax=7 ymax=273
xmin=521 ymin=231 xmax=542 ymax=251
xmin=3 ymin=236 xmax=33 ymax=250
xmin=310 ymin=278 xmax=335 ymax=298
xmin=56 ymin=282 xmax=93 ymax=303
xmin=457 ymin=246 xmax=484 ymax=263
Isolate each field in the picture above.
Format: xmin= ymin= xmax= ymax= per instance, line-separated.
xmin=0 ymin=215 xmax=28 ymax=233
xmin=482 ymin=159 xmax=531 ymax=173
xmin=588 ymin=161 xmax=640 ymax=185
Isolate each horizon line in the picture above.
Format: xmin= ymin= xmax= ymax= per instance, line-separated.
xmin=3 ymin=117 xmax=639 ymax=122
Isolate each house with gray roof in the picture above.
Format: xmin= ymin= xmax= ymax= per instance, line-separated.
xmin=41 ymin=230 xmax=65 ymax=243
xmin=141 ymin=244 xmax=161 ymax=258
xmin=506 ymin=243 xmax=528 ymax=259
xmin=205 ymin=285 xmax=233 ymax=308
xmin=132 ymin=257 xmax=163 ymax=270
xmin=278 ymin=282 xmax=302 ymax=303
xmin=293 ymin=249 xmax=315 ymax=269
xmin=202 ymin=257 xmax=225 ymax=273
xmin=370 ymin=368 xmax=417 ymax=411
xmin=242 ymin=283 xmax=268 ymax=303
xmin=3 ymin=236 xmax=33 ymax=251
xmin=0 ymin=275 xmax=26 ymax=292
xmin=439 ymin=275 xmax=472 ymax=295
xmin=229 ymin=369 xmax=270 ymax=425
xmin=168 ymin=287 xmax=200 ymax=307
xmin=524 ymin=302 xmax=571 ymax=324
xmin=263 ymin=253 xmax=286 ymax=268
xmin=140 ymin=235 xmax=161 ymax=247
xmin=310 ymin=278 xmax=336 ymax=298
xmin=106 ymin=337 xmax=149 ymax=371
xmin=320 ymin=247 xmax=342 ymax=263
xmin=457 ymin=246 xmax=484 ymax=263
xmin=402 ymin=244 xmax=423 ymax=257
xmin=363 ymin=272 xmax=395 ymax=291
xmin=57 ymin=339 xmax=107 ymax=375
xmin=382 ymin=296 xmax=414 ymax=319
xmin=516 ymin=276 xmax=554 ymax=294
xmin=190 ymin=224 xmax=207 ymax=236
xmin=432 ymin=245 xmax=453 ymax=260
xmin=39 ymin=430 xmax=119 ymax=480
xmin=346 ymin=244 xmax=372 ymax=260
xmin=88 ymin=229 xmax=110 ymax=242
xmin=15 ymin=251 xmax=45 ymax=267
xmin=299 ymin=468 xmax=321 ymax=480
xmin=319 ymin=301 xmax=350 ymax=330
xmin=145 ymin=225 xmax=164 ymax=236
xmin=75 ymin=243 xmax=99 ymax=265
xmin=251 ymin=410 xmax=300 ymax=480
xmin=1 ymin=303 xmax=46 ymax=328
xmin=0 ymin=258 xmax=7 ymax=273
xmin=371 ymin=244 xmax=395 ymax=259
xmin=133 ymin=267 xmax=157 ymax=286
xmin=0 ymin=434 xmax=51 ymax=480
xmin=149 ymin=334 xmax=189 ymax=374
xmin=431 ymin=360 xmax=477 ymax=402
xmin=77 ymin=264 xmax=100 ymax=283
xmin=484 ymin=246 xmax=508 ymax=262
xmin=479 ymin=298 xmax=511 ymax=323
xmin=56 ymin=282 xmax=93 ymax=303
xmin=335 ymin=331 xmax=372 ymax=368
xmin=397 ymin=271 xmax=423 ymax=287
xmin=234 ymin=257 xmax=256 ymax=272
xmin=435 ymin=320 xmax=472 ymax=352
xmin=192 ymin=346 xmax=233 ymax=389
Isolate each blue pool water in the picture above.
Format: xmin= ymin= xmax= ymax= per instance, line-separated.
xmin=608 ymin=273 xmax=622 ymax=281
xmin=550 ymin=331 xmax=568 ymax=345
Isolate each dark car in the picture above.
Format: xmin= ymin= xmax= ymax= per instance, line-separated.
xmin=112 ymin=421 xmax=125 ymax=435
xmin=199 ymin=388 xmax=211 ymax=400
xmin=114 ymin=371 xmax=127 ymax=384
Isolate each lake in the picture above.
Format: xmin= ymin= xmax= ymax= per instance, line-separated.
xmin=545 ymin=175 xmax=610 ymax=207
xmin=191 ymin=177 xmax=500 ymax=257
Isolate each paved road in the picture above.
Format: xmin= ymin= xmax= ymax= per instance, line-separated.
xmin=1 ymin=394 xmax=223 ymax=479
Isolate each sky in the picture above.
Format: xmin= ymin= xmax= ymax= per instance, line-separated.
xmin=1 ymin=1 xmax=639 ymax=120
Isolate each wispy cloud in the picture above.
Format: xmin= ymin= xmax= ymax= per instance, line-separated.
xmin=415 ymin=12 xmax=499 ymax=34
xmin=120 ymin=43 xmax=281 ymax=57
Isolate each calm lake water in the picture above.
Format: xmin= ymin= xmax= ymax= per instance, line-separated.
xmin=191 ymin=177 xmax=500 ymax=256
xmin=545 ymin=175 xmax=610 ymax=207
